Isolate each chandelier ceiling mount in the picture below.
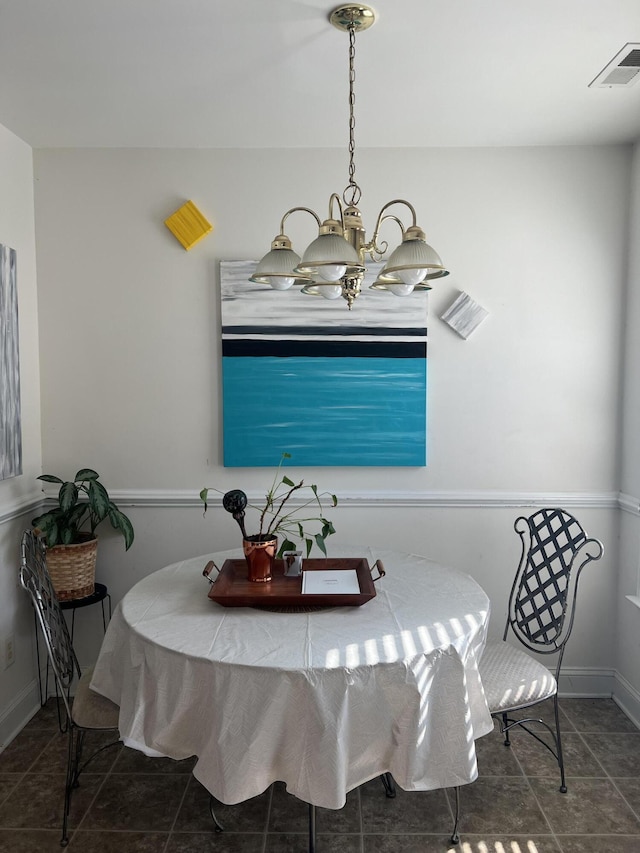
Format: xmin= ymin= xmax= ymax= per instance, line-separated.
xmin=328 ymin=5 xmax=376 ymax=33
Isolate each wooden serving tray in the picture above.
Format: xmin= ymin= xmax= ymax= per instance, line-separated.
xmin=207 ymin=557 xmax=381 ymax=609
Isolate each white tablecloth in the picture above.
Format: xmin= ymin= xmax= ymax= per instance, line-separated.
xmin=90 ymin=546 xmax=493 ymax=809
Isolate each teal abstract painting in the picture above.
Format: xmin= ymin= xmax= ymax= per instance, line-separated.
xmin=220 ymin=261 xmax=427 ymax=467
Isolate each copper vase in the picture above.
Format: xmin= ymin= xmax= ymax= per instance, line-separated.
xmin=242 ymin=535 xmax=277 ymax=582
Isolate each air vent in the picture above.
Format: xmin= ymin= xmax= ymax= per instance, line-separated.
xmin=589 ymin=43 xmax=640 ymax=88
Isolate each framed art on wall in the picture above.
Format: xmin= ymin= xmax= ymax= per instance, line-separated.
xmin=0 ymin=243 xmax=22 ymax=480
xmin=220 ymin=261 xmax=428 ymax=468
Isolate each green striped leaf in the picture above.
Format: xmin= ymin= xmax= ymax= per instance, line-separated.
xmin=88 ymin=480 xmax=110 ymax=520
xmin=108 ymin=506 xmax=135 ymax=550
xmin=59 ymin=482 xmax=78 ymax=513
xmin=75 ymin=468 xmax=99 ymax=481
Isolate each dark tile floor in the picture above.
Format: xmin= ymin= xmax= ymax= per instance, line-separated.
xmin=0 ymin=697 xmax=639 ymax=852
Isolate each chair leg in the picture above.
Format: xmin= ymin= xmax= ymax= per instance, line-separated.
xmin=308 ymin=803 xmax=316 ymax=853
xmin=208 ymin=795 xmax=224 ymax=831
xmin=498 ymin=698 xmax=568 ymax=794
xmin=62 ymin=726 xmax=83 ymax=846
xmin=450 ymin=786 xmax=461 ymax=844
xmin=72 ymin=729 xmax=86 ymax=788
xmin=553 ymin=695 xmax=567 ymax=793
xmin=380 ymin=772 xmax=396 ymax=798
xmin=502 ymin=712 xmax=511 ymax=746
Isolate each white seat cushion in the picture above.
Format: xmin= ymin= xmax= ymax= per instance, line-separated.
xmin=479 ymin=641 xmax=557 ymax=714
xmin=72 ymin=664 xmax=120 ymax=730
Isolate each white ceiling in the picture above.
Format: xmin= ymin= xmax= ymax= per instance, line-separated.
xmin=1 ymin=0 xmax=640 ymax=149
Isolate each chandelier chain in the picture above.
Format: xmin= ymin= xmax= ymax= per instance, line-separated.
xmin=344 ymin=22 xmax=362 ymax=208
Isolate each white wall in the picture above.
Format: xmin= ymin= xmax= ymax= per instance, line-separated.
xmin=617 ymin=141 xmax=640 ymax=719
xmin=0 ymin=122 xmax=42 ymax=746
xmin=32 ymin=146 xmax=629 ymax=491
xmin=28 ymin=145 xmax=628 ymax=692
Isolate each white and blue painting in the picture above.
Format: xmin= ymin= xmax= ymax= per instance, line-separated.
xmin=0 ymin=243 xmax=21 ymax=480
xmin=220 ymin=260 xmax=427 ymax=467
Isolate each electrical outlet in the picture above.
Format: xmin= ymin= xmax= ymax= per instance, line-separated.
xmin=4 ymin=634 xmax=15 ymax=669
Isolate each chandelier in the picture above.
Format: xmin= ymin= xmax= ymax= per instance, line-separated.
xmin=250 ymin=4 xmax=449 ymax=310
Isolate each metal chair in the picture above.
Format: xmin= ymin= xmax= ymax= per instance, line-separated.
xmin=19 ymin=529 xmax=120 ymax=847
xmin=478 ymin=508 xmax=604 ymax=794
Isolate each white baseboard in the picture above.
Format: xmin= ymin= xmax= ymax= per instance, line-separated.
xmin=556 ymin=668 xmax=640 ymax=727
xmin=612 ymin=671 xmax=640 ymax=729
xmin=0 ymin=679 xmax=41 ymax=751
xmin=557 ymin=667 xmax=615 ymax=698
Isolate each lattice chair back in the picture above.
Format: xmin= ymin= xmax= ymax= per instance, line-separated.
xmin=19 ymin=529 xmax=78 ymax=720
xmin=506 ymin=508 xmax=603 ymax=656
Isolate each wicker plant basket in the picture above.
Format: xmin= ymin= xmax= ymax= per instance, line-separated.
xmin=45 ymin=533 xmax=98 ymax=601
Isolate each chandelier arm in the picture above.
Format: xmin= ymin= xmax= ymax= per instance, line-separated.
xmin=328 ymin=193 xmax=346 ymax=228
xmin=364 ymin=213 xmax=404 ymax=260
xmin=366 ymin=210 xmax=409 ymax=259
xmin=375 ymin=199 xmax=419 ymax=228
xmin=279 ymin=207 xmax=322 ymax=234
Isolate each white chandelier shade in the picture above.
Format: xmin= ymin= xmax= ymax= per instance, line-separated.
xmin=295 ymin=230 xmax=361 ymax=282
xmin=249 ymin=234 xmax=311 ymax=291
xmin=371 ymin=226 xmax=449 ymax=294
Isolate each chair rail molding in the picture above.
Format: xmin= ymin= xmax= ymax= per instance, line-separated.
xmin=100 ymin=488 xmax=621 ymax=511
xmin=619 ymin=492 xmax=640 ymax=516
xmin=0 ymin=491 xmax=44 ymax=525
xmin=29 ymin=488 xmax=628 ymax=513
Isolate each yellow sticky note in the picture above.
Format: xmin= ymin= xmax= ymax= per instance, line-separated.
xmin=164 ymin=200 xmax=213 ymax=250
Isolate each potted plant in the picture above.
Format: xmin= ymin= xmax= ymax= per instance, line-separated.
xmin=32 ymin=468 xmax=134 ymax=600
xmin=200 ymin=453 xmax=337 ymax=582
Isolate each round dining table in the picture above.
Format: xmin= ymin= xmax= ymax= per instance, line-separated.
xmin=90 ymin=545 xmax=493 ymax=810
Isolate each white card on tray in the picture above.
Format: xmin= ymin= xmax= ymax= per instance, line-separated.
xmin=301 ymin=569 xmax=360 ymax=595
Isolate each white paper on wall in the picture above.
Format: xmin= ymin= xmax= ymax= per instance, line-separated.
xmin=440 ymin=291 xmax=488 ymax=340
